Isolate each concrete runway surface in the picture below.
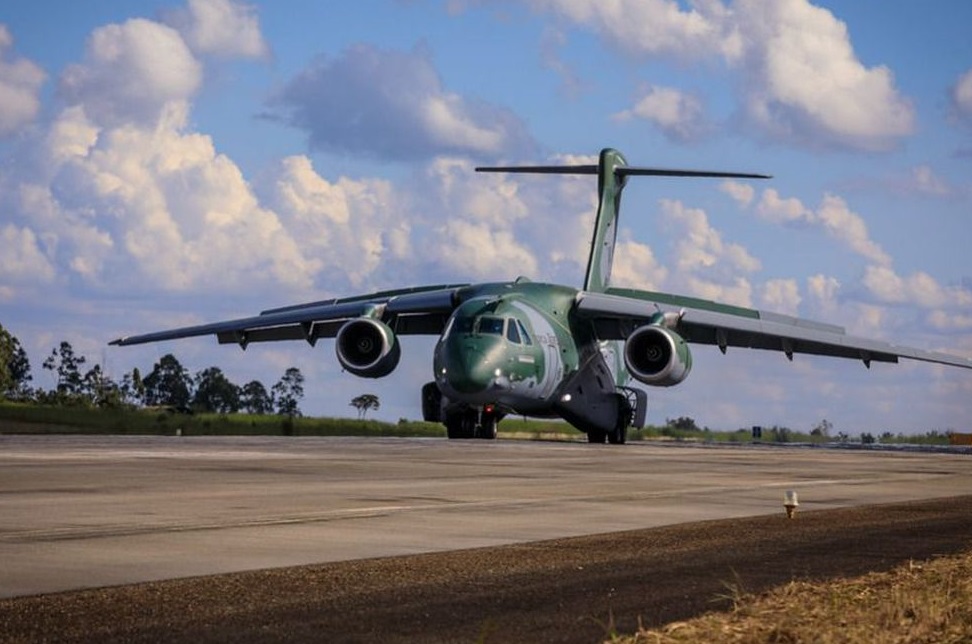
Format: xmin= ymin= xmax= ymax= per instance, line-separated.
xmin=2 ymin=435 xmax=970 ymax=598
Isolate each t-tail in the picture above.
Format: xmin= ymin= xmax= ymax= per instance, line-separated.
xmin=477 ymin=148 xmax=770 ymax=292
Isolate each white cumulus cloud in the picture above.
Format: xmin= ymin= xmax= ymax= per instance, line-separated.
xmin=8 ymin=101 xmax=315 ymax=295
xmin=950 ymin=68 xmax=972 ymax=125
xmin=0 ymin=25 xmax=46 ymax=136
xmin=0 ymin=223 xmax=56 ymax=286
xmin=611 ymin=236 xmax=669 ymax=291
xmin=719 ymin=181 xmax=754 ymax=208
xmin=613 ymin=85 xmax=710 ymax=142
xmin=807 ymin=273 xmax=840 ymax=312
xmin=59 ymin=18 xmax=202 ymax=127
xmin=753 ymin=189 xmax=890 ymax=266
xmin=815 ymin=194 xmax=891 ymax=267
xmin=268 ymin=155 xmax=411 ymax=288
xmin=761 ymin=278 xmax=801 ymax=315
xmin=269 ymin=44 xmax=535 ymax=161
xmin=522 ymin=0 xmax=915 ymax=151
xmin=528 ymin=0 xmax=734 ymax=60
xmin=862 ymin=266 xmax=972 ymax=310
xmin=423 ymin=157 xmax=538 ymax=280
xmin=660 ymin=198 xmax=760 ymax=307
xmin=735 ymin=0 xmax=914 ymax=150
xmin=167 ymin=0 xmax=269 ymax=59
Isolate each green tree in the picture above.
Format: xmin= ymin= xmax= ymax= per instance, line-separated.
xmin=240 ymin=380 xmax=273 ymax=415
xmin=192 ymin=367 xmax=240 ymax=414
xmin=272 ymin=367 xmax=304 ymax=417
xmin=42 ymin=341 xmax=86 ymax=398
xmin=0 ymin=324 xmax=32 ymax=398
xmin=666 ymin=416 xmax=700 ymax=432
xmin=119 ymin=367 xmax=145 ymax=406
xmin=142 ymin=354 xmax=193 ymax=409
xmin=81 ymin=364 xmax=124 ymax=408
xmin=350 ymin=393 xmax=380 ymax=419
xmin=810 ymin=419 xmax=832 ymax=440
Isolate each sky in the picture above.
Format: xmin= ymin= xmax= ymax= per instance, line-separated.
xmin=1 ymin=0 xmax=970 ymax=434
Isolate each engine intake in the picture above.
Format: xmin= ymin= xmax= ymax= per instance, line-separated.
xmin=624 ymin=325 xmax=692 ymax=387
xmin=335 ymin=318 xmax=401 ymax=378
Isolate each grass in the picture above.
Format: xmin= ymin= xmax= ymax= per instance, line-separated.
xmin=0 ymin=401 xmax=956 ymax=446
xmin=0 ymin=401 xmax=444 ymax=437
xmin=622 ymin=551 xmax=972 ymax=643
xmin=0 ymin=403 xmax=592 ymax=440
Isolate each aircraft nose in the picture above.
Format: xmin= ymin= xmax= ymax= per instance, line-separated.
xmin=444 ymin=348 xmax=495 ymax=394
xmin=437 ymin=336 xmax=508 ymax=396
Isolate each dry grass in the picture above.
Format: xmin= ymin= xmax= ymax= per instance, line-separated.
xmin=622 ymin=551 xmax=972 ymax=644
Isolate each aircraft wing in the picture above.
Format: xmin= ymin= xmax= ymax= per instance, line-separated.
xmin=576 ymin=288 xmax=972 ymax=370
xmin=109 ymin=284 xmax=467 ymax=348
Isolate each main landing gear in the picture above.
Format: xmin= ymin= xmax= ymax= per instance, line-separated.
xmin=586 ymin=387 xmax=645 ymax=445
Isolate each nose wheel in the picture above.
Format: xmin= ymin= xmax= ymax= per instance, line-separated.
xmin=478 ymin=412 xmax=498 ymax=439
xmin=445 ymin=408 xmax=499 ymax=440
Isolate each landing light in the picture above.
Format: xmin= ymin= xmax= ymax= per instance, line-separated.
xmin=494 ymin=368 xmax=502 ymax=378
xmin=561 ymin=394 xmax=572 ymax=402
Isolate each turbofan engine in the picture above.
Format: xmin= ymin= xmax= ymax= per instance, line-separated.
xmin=335 ymin=318 xmax=401 ymax=378
xmin=624 ymin=325 xmax=692 ymax=387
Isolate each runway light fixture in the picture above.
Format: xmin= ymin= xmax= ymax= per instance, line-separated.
xmin=784 ymin=490 xmax=799 ymax=519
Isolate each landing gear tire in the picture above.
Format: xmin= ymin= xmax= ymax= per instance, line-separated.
xmin=607 ymin=393 xmax=631 ymax=444
xmin=445 ymin=410 xmax=477 ymax=439
xmin=478 ymin=413 xmax=498 ymax=440
xmin=607 ymin=424 xmax=627 ymax=445
xmin=587 ymin=429 xmax=607 ymax=444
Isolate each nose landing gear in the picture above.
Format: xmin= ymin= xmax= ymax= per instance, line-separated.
xmin=445 ymin=407 xmax=499 ymax=440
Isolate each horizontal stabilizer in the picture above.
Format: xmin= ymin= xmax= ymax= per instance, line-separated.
xmin=476 ymin=165 xmax=770 ymax=180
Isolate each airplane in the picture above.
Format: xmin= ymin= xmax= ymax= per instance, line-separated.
xmin=110 ymin=148 xmax=972 ymax=443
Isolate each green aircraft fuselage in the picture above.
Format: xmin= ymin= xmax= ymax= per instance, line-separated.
xmin=433 ymin=280 xmax=614 ymax=415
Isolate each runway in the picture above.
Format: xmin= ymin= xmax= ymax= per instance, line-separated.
xmin=2 ymin=435 xmax=971 ymax=599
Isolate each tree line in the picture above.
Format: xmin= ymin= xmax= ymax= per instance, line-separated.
xmin=1 ymin=324 xmax=304 ymax=416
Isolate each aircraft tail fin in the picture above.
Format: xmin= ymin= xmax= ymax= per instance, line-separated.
xmin=476 ymin=148 xmax=769 ymax=293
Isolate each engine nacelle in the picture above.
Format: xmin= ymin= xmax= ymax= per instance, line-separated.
xmin=335 ymin=318 xmax=401 ymax=378
xmin=624 ymin=325 xmax=692 ymax=387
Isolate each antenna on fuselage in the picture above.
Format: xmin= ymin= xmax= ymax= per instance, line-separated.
xmin=476 ymin=148 xmax=770 ymax=294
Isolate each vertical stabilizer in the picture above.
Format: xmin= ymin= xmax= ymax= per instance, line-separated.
xmin=476 ymin=149 xmax=769 ymax=292
xmin=584 ymin=148 xmax=627 ymax=292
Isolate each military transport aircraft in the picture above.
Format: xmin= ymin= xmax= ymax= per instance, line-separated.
xmin=111 ymin=148 xmax=972 ymax=443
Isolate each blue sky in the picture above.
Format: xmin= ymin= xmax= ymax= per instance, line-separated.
xmin=1 ymin=0 xmax=970 ymax=434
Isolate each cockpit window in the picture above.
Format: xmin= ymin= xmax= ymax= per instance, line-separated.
xmin=446 ymin=314 xmax=530 ymax=343
xmin=506 ymin=320 xmax=521 ymax=344
xmin=478 ymin=316 xmax=504 ymax=335
xmin=450 ymin=317 xmax=474 ymax=335
xmin=517 ymin=320 xmax=532 ymax=345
